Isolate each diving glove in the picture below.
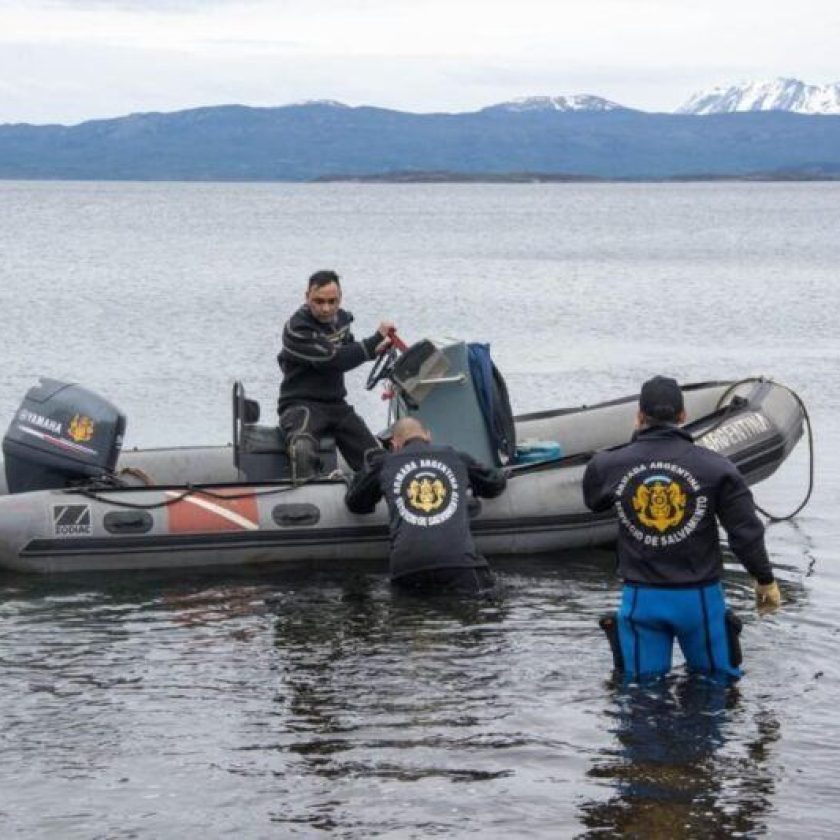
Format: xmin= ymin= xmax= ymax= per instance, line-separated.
xmin=754 ymin=580 xmax=781 ymax=611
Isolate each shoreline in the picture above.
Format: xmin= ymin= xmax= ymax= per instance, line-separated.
xmin=1 ymin=172 xmax=839 ymax=184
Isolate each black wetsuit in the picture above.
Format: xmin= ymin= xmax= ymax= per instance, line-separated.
xmin=345 ymin=439 xmax=507 ymax=593
xmin=582 ymin=424 xmax=774 ymax=679
xmin=278 ymin=305 xmax=381 ymax=472
xmin=583 ymin=425 xmax=773 ymax=587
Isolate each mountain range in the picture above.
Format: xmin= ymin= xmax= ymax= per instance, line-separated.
xmin=678 ymin=78 xmax=840 ymax=116
xmin=493 ymin=79 xmax=840 ymax=116
xmin=1 ymin=79 xmax=839 ymax=181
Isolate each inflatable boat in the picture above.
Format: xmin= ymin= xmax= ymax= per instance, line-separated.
xmin=0 ymin=338 xmax=806 ymax=574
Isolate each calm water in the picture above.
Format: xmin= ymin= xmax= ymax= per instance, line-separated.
xmin=1 ymin=182 xmax=839 ymax=838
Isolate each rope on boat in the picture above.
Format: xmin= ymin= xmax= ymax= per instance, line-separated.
xmin=68 ymin=474 xmax=323 ymax=511
xmin=754 ymin=382 xmax=814 ymax=523
xmin=710 ymin=376 xmax=814 ymax=522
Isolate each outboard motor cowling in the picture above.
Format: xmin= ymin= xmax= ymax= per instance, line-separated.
xmin=2 ymin=379 xmax=126 ymax=494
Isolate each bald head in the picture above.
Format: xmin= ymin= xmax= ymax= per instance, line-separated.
xmin=390 ymin=417 xmax=431 ymax=450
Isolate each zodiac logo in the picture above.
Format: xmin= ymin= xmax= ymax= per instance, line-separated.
xmin=632 ymin=476 xmax=687 ymax=532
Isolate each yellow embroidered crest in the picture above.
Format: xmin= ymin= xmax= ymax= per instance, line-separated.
xmin=632 ymin=479 xmax=687 ymax=532
xmin=406 ymin=477 xmax=447 ymax=513
xmin=68 ymin=414 xmax=95 ymax=443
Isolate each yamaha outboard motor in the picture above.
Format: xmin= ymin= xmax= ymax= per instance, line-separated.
xmin=2 ymin=379 xmax=126 ymax=494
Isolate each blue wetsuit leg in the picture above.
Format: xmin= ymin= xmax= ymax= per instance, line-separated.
xmin=674 ymin=582 xmax=741 ymax=680
xmin=617 ymin=583 xmax=741 ymax=680
xmin=617 ymin=585 xmax=675 ymax=679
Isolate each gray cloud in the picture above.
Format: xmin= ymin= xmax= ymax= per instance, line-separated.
xmin=2 ymin=0 xmax=839 ymax=123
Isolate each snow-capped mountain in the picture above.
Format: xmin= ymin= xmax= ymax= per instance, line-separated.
xmin=485 ymin=95 xmax=629 ymax=113
xmin=678 ymin=78 xmax=840 ymax=115
xmin=293 ymin=99 xmax=349 ymax=108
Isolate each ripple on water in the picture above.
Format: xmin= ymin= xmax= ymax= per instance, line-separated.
xmin=2 ymin=182 xmax=840 ymax=836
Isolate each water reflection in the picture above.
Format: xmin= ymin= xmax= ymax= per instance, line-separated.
xmin=764 ymin=517 xmax=819 ymax=582
xmin=0 ymin=545 xmax=823 ymax=836
xmin=578 ymin=675 xmax=779 ymax=838
xmin=266 ymin=570 xmax=514 ymax=831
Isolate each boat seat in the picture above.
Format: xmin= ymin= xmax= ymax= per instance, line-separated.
xmin=232 ymin=382 xmax=337 ymax=481
xmin=240 ymin=424 xmax=285 ymax=454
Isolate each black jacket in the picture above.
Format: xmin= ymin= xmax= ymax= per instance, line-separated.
xmin=582 ymin=425 xmax=773 ymax=586
xmin=278 ymin=306 xmax=380 ymax=410
xmin=345 ymin=439 xmax=507 ymax=578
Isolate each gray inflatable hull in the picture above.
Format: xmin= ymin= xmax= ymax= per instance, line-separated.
xmin=0 ymin=379 xmax=804 ymax=574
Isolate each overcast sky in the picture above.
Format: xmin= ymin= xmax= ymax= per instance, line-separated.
xmin=1 ymin=0 xmax=838 ymax=124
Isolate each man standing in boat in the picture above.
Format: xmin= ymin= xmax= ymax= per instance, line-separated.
xmin=582 ymin=375 xmax=781 ymax=681
xmin=278 ymin=269 xmax=395 ymax=480
xmin=345 ymin=417 xmax=507 ymax=596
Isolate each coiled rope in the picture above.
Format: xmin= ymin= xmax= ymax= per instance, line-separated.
xmin=708 ymin=377 xmax=814 ymax=522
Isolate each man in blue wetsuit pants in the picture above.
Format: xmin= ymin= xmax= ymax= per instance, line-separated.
xmin=582 ymin=375 xmax=781 ymax=680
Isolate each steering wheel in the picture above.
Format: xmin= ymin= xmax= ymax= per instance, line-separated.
xmin=366 ymin=345 xmax=399 ymax=390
